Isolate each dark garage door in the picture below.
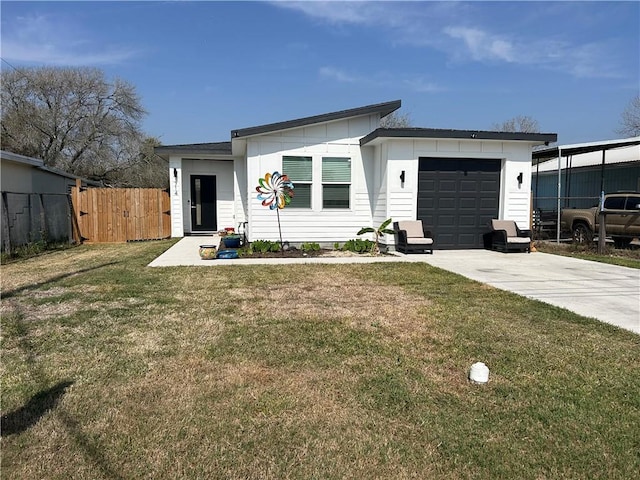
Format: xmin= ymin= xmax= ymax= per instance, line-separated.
xmin=417 ymin=157 xmax=501 ymax=249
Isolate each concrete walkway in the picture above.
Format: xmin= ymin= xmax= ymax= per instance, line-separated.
xmin=149 ymin=236 xmax=640 ymax=334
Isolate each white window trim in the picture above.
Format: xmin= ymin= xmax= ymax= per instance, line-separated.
xmin=321 ymin=157 xmax=352 ymax=210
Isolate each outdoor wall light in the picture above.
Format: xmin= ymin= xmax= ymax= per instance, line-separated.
xmin=517 ymin=172 xmax=523 ymax=186
xmin=400 ymin=170 xmax=406 ymax=183
xmin=173 ymin=168 xmax=178 ymax=179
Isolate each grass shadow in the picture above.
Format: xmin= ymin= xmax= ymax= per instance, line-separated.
xmin=1 ymin=262 xmax=119 ymax=299
xmin=1 ymin=381 xmax=73 ymax=436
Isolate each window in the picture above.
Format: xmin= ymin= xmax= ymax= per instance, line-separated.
xmin=604 ymin=196 xmax=625 ymax=210
xmin=282 ymin=156 xmax=312 ymax=208
xmin=322 ymin=157 xmax=351 ymax=209
xmin=625 ymin=196 xmax=640 ymax=211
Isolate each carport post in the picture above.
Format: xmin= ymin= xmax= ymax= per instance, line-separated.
xmin=556 ymin=147 xmax=562 ymax=243
xmin=598 ymin=192 xmax=606 ymax=254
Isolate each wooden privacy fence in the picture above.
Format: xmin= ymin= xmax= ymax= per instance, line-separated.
xmin=71 ymin=180 xmax=171 ymax=243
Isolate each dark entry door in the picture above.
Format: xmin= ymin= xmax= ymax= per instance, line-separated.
xmin=417 ymin=158 xmax=501 ymax=249
xmin=190 ymin=175 xmax=217 ymax=231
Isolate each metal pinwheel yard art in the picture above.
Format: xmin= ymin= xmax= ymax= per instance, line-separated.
xmin=256 ymin=171 xmax=294 ymax=250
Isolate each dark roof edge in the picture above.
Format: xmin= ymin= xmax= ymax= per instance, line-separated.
xmin=360 ymin=128 xmax=557 ymax=146
xmin=1 ymin=149 xmax=44 ymax=167
xmin=154 ymin=142 xmax=233 ymax=155
xmin=231 ymin=100 xmax=401 ymax=139
xmin=532 ymin=138 xmax=640 ymax=161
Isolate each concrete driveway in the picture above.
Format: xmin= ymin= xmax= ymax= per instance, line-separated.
xmin=150 ymin=237 xmax=639 ymax=334
xmin=417 ymin=250 xmax=639 ymax=334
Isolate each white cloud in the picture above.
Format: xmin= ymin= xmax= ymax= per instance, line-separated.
xmin=273 ymin=1 xmax=628 ymax=79
xmin=319 ymin=66 xmax=359 ymax=83
xmin=273 ymin=1 xmax=403 ymax=27
xmin=319 ymin=65 xmax=445 ymax=93
xmin=1 ymin=14 xmax=139 ymax=66
xmin=402 ymin=78 xmax=445 ymax=94
xmin=444 ymin=26 xmax=516 ymax=63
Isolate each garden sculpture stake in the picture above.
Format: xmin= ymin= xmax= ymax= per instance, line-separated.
xmin=256 ymin=171 xmax=294 ymax=252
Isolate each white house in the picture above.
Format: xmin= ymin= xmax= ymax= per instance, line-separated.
xmin=155 ymin=100 xmax=556 ymax=249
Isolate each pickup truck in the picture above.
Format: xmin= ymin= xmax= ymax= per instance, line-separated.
xmin=560 ymin=192 xmax=640 ymax=247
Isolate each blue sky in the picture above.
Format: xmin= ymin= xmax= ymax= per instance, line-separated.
xmin=1 ymin=1 xmax=638 ymax=146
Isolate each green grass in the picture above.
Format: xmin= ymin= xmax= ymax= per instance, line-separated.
xmin=535 ymin=241 xmax=640 ymax=269
xmin=1 ymin=240 xmax=639 ymax=479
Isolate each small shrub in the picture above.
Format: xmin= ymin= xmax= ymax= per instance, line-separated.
xmin=301 ymin=242 xmax=320 ymax=253
xmin=250 ymin=240 xmax=281 ymax=253
xmin=341 ymin=238 xmax=375 ymax=254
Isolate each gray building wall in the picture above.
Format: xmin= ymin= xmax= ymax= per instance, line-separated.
xmin=532 ymin=162 xmax=640 ymax=210
xmin=1 ymin=151 xmax=97 ymax=252
xmin=1 ymin=157 xmax=79 ymax=194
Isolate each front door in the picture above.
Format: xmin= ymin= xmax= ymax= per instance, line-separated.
xmin=190 ymin=175 xmax=217 ymax=232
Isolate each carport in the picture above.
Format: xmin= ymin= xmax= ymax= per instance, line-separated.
xmin=532 ymin=137 xmax=640 ymax=242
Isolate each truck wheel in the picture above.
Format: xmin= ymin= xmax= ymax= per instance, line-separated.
xmin=572 ymin=223 xmax=593 ymax=244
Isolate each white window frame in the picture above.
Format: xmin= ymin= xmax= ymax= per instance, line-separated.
xmin=282 ymin=155 xmax=312 ymax=209
xmin=321 ymin=157 xmax=351 ymax=210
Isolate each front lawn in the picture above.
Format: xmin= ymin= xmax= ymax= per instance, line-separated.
xmin=2 ymin=241 xmax=638 ymax=479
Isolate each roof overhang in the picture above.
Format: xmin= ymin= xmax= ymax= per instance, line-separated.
xmin=1 ymin=149 xmax=44 ymax=167
xmin=360 ymin=128 xmax=557 ymax=147
xmin=532 ymin=137 xmax=640 ymax=165
xmin=231 ymin=100 xmax=401 ymax=139
xmin=154 ymin=142 xmax=233 ymax=160
xmin=1 ymin=149 xmax=101 ymax=185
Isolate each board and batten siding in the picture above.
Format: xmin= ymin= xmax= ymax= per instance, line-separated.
xmin=169 ymin=156 xmax=236 ymax=236
xmin=377 ymin=138 xmax=536 ymax=231
xmin=168 ymin=156 xmax=183 ymax=237
xmin=245 ymin=115 xmax=380 ymax=244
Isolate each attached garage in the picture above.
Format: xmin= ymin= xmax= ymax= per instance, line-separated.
xmin=360 ymin=127 xmax=556 ymax=250
xmin=417 ymin=157 xmax=501 ymax=249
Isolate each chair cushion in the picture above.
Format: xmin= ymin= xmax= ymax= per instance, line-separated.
xmin=491 ymin=219 xmax=517 ymax=238
xmin=407 ymin=237 xmax=433 ymax=245
xmin=506 ymin=236 xmax=530 ymax=244
xmin=397 ymin=220 xmax=425 ymax=238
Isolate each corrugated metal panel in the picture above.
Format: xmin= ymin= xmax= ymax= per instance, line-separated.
xmin=532 ymin=163 xmax=640 ymax=210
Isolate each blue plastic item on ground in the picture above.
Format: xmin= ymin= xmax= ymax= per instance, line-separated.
xmin=216 ymin=249 xmax=238 ymax=259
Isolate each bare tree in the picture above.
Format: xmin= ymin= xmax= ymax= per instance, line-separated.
xmin=1 ymin=66 xmax=147 ymax=183
xmin=108 ymin=136 xmax=169 ymax=188
xmin=616 ymin=95 xmax=640 ymax=137
xmin=380 ymin=111 xmax=412 ymax=128
xmin=492 ymin=115 xmax=540 ymax=133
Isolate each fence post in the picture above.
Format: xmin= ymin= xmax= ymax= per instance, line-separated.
xmin=71 ymin=178 xmax=82 ymax=244
xmin=598 ymin=211 xmax=606 ymax=254
xmin=530 ymin=193 xmax=537 ymax=252
xmin=1 ymin=192 xmax=12 ymax=252
xmin=38 ymin=193 xmax=47 ymax=243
